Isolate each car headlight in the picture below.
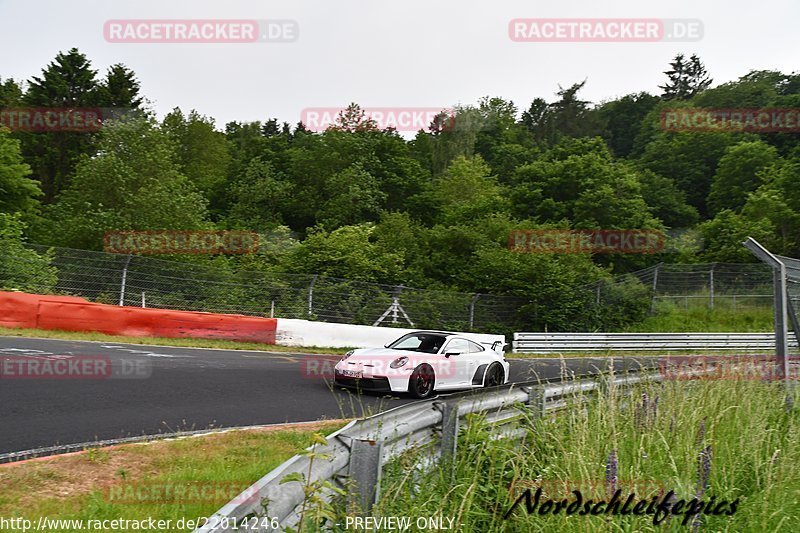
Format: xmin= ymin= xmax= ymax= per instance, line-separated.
xmin=342 ymin=350 xmax=354 ymax=361
xmin=390 ymin=356 xmax=409 ymax=369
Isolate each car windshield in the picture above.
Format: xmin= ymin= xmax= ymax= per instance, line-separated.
xmin=387 ymin=333 xmax=447 ymax=354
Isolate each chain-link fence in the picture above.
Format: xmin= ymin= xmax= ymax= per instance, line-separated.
xmin=583 ymin=262 xmax=775 ymax=313
xmin=3 ymin=244 xmax=529 ymax=333
xmin=0 ymin=244 xmax=778 ymax=334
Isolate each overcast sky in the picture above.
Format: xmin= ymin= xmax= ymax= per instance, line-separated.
xmin=1 ymin=0 xmax=797 ymax=130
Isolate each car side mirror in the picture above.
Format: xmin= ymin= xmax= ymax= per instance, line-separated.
xmin=444 ymin=351 xmax=460 ymax=358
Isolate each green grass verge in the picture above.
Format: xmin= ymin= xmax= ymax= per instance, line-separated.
xmin=365 ymin=374 xmax=800 ymax=532
xmin=627 ymin=302 xmax=774 ymax=333
xmin=0 ymin=422 xmax=346 ymax=532
xmin=0 ymin=326 xmax=347 ymax=355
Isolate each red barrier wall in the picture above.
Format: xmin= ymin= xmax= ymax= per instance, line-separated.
xmin=0 ymin=291 xmax=277 ymax=344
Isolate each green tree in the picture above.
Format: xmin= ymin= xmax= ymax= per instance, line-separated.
xmin=0 ymin=77 xmax=23 ymax=108
xmin=21 ymin=48 xmax=102 ymax=201
xmin=637 ymin=131 xmax=737 ymax=217
xmin=282 ymin=224 xmax=403 ymax=282
xmin=707 ymin=140 xmax=778 ymax=215
xmin=317 ymin=162 xmax=386 ymax=228
xmin=0 ymin=127 xmax=41 ymax=214
xmin=0 ymin=213 xmax=57 ymax=293
xmin=659 ymin=53 xmax=712 ymax=100
xmin=162 ymin=109 xmax=231 ymax=216
xmin=427 ymin=155 xmax=509 ymax=225
xmin=699 ymin=209 xmax=774 ymax=262
xmin=97 ymin=64 xmax=143 ymax=108
xmin=43 ymin=117 xmax=208 ymax=249
xmin=225 ymin=157 xmax=292 ymax=229
xmin=511 ymin=138 xmax=659 ymax=230
xmin=595 ymin=92 xmax=659 ymax=157
xmin=637 ymin=168 xmax=699 ymax=227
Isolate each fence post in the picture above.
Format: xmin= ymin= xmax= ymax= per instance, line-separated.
xmin=709 ymin=263 xmax=716 ymax=309
xmin=141 ymin=292 xmax=145 ymax=308
xmin=270 ymin=300 xmax=275 ymax=318
xmin=774 ymin=264 xmax=789 ymax=382
xmin=308 ymin=274 xmax=318 ymax=319
xmin=347 ymin=439 xmax=383 ymax=513
xmin=596 ymin=284 xmax=601 ymax=306
xmin=118 ymin=254 xmax=132 ymax=306
xmin=649 ymin=263 xmax=661 ymax=314
xmin=469 ymin=294 xmax=480 ymax=329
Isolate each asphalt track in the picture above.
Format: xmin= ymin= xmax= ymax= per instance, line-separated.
xmin=0 ymin=336 xmax=660 ymax=455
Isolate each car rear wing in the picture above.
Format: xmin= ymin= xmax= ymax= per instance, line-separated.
xmin=480 ymin=340 xmax=508 ymax=353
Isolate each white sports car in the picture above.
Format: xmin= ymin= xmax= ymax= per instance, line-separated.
xmin=334 ymin=331 xmax=510 ymax=399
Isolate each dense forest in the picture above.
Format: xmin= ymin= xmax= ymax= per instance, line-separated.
xmin=1 ymin=49 xmax=799 ymax=329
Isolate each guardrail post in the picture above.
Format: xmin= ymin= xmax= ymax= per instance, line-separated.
xmin=347 ymin=439 xmax=383 ymax=513
xmin=523 ymin=386 xmax=546 ymax=418
xmin=441 ymin=402 xmax=459 ymax=465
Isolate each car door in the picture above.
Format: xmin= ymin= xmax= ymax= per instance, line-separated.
xmin=439 ymin=338 xmax=471 ymax=387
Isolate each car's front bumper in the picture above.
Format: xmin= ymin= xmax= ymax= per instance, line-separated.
xmin=333 ymin=368 xmax=411 ymax=393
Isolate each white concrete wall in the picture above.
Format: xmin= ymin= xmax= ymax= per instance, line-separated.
xmin=275 ymin=318 xmax=505 ymax=350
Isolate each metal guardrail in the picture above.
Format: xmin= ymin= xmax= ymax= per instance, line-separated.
xmin=513 ymin=332 xmax=800 ymax=354
xmin=195 ymin=367 xmax=711 ymax=532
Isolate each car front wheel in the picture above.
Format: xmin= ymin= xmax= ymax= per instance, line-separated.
xmin=408 ymin=364 xmax=435 ymax=399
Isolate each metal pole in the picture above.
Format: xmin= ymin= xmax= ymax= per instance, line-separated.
xmin=141 ymin=291 xmax=145 ymax=308
xmin=709 ymin=263 xmax=715 ymax=309
xmin=650 ymin=263 xmax=661 ymax=313
xmin=270 ymin=300 xmax=275 ymax=318
xmin=469 ymin=294 xmax=480 ymax=329
xmin=743 ymin=238 xmax=790 ymax=382
xmin=774 ymin=264 xmax=789 ymax=381
xmin=596 ymin=285 xmax=601 ymax=306
xmin=118 ymin=254 xmax=132 ymax=306
xmin=308 ymin=274 xmax=318 ymax=319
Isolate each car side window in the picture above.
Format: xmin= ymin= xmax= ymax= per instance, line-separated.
xmin=467 ymin=340 xmax=485 ymax=353
xmin=393 ymin=335 xmax=423 ymax=350
xmin=444 ymin=338 xmax=469 ymax=354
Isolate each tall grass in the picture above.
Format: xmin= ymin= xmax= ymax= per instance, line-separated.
xmin=625 ymin=298 xmax=774 ymax=332
xmin=370 ymin=374 xmax=799 ymax=532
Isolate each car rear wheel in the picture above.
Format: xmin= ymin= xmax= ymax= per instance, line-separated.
xmin=484 ymin=363 xmax=504 ymax=388
xmin=408 ymin=364 xmax=435 ymax=399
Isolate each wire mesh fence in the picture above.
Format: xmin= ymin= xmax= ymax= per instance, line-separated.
xmin=3 ymin=244 xmax=529 ymax=333
xmin=0 ymin=244 xmax=777 ymax=334
xmin=583 ymin=262 xmax=775 ymax=313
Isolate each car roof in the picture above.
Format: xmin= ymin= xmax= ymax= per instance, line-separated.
xmin=408 ymin=330 xmax=457 ymax=337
